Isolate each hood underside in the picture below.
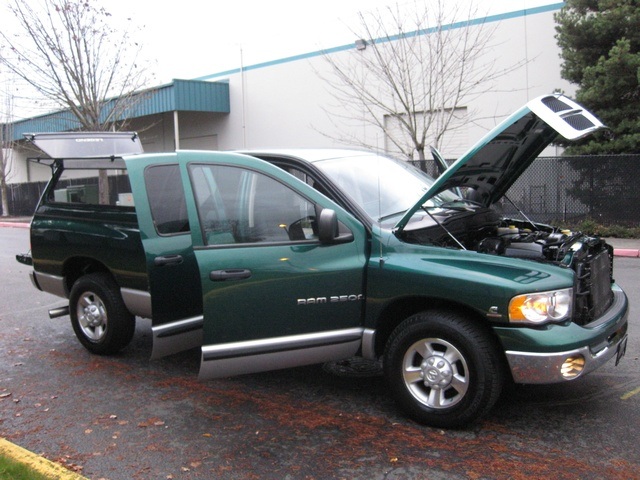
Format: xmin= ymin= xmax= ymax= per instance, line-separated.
xmin=395 ymin=94 xmax=606 ymax=232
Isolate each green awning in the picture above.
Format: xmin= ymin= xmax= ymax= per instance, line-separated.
xmin=7 ymin=79 xmax=230 ymax=141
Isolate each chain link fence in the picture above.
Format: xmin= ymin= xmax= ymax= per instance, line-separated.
xmin=3 ymin=155 xmax=640 ymax=227
xmin=412 ymin=154 xmax=640 ymax=227
xmin=4 ymin=180 xmax=48 ymax=217
xmin=504 ymin=154 xmax=639 ymax=227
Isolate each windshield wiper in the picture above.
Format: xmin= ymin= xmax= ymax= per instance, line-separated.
xmin=379 ymin=210 xmax=409 ymax=222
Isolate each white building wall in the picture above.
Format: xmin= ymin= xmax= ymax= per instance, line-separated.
xmin=209 ymin=60 xmax=343 ymax=151
xmin=8 ymin=149 xmax=51 ymax=183
xmin=204 ymin=4 xmax=573 ymax=159
xmin=469 ymin=8 xmax=575 ymax=120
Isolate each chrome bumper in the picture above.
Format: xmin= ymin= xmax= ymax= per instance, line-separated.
xmin=504 ymin=285 xmax=628 ymax=384
xmin=506 ymin=331 xmax=628 ymax=384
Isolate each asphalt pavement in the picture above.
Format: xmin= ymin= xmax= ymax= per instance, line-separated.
xmin=1 ymin=219 xmax=639 ymax=479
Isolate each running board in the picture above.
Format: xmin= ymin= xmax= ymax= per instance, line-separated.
xmin=151 ymin=315 xmax=203 ymax=360
xmin=199 ymin=327 xmax=364 ymax=379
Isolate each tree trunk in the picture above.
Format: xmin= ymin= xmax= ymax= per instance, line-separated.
xmin=415 ymin=146 xmax=429 ymax=174
xmin=98 ymin=170 xmax=110 ymax=205
xmin=0 ymin=148 xmax=9 ymax=217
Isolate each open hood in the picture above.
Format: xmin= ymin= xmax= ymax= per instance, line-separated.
xmin=395 ymin=94 xmax=606 ymax=232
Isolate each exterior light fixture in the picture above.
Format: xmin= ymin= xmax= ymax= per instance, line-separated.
xmin=355 ymin=39 xmax=367 ymax=51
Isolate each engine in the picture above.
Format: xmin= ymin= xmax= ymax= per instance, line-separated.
xmin=477 ymin=223 xmax=576 ymax=263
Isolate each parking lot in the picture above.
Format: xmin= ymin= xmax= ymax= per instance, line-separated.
xmin=1 ymin=225 xmax=639 ymax=480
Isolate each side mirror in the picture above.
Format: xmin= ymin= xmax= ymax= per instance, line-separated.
xmin=318 ymin=208 xmax=353 ymax=245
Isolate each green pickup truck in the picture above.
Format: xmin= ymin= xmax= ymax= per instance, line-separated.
xmin=17 ymin=94 xmax=628 ymax=427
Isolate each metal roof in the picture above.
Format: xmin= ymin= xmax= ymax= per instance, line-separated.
xmin=7 ymin=79 xmax=230 ymax=141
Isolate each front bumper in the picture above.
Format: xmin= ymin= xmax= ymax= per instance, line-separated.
xmin=497 ymin=285 xmax=628 ymax=384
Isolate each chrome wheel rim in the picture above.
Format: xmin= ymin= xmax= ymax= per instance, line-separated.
xmin=402 ymin=337 xmax=469 ymax=409
xmin=76 ymin=291 xmax=108 ymax=342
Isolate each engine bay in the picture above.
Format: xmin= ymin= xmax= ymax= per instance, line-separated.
xmin=400 ymin=205 xmax=610 ymax=270
xmin=401 ymin=205 xmax=616 ymax=325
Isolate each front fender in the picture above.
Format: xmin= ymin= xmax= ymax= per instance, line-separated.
xmin=366 ymin=245 xmax=574 ymax=325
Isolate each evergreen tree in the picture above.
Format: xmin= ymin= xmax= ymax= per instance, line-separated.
xmin=555 ymin=0 xmax=640 ymax=154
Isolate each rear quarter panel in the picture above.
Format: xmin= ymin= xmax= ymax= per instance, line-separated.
xmin=30 ymin=203 xmax=147 ymax=293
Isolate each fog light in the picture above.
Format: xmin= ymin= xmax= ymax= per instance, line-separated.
xmin=561 ymin=355 xmax=585 ymax=379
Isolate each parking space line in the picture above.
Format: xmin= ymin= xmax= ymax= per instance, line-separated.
xmin=621 ymin=386 xmax=640 ymax=400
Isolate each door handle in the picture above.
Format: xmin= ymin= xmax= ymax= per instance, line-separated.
xmin=209 ymin=269 xmax=252 ymax=281
xmin=154 ymin=255 xmax=184 ymax=266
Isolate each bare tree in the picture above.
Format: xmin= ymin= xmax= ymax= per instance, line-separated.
xmin=0 ymin=0 xmax=153 ymax=203
xmin=0 ymin=125 xmax=14 ymax=217
xmin=1 ymin=79 xmax=16 ymax=217
xmin=320 ymin=0 xmax=525 ymax=170
xmin=0 ymin=0 xmax=151 ymax=130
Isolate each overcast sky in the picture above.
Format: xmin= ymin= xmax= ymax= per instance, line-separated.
xmin=106 ymin=0 xmax=417 ymax=83
xmin=105 ymin=0 xmax=556 ymax=84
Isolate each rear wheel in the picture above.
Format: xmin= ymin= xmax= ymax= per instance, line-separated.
xmin=69 ymin=273 xmax=135 ymax=355
xmin=384 ymin=310 xmax=503 ymax=428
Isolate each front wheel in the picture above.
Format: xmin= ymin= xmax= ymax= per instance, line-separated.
xmin=69 ymin=273 xmax=135 ymax=355
xmin=384 ymin=310 xmax=503 ymax=428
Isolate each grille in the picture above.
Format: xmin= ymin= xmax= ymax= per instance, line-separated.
xmin=574 ymin=248 xmax=614 ymax=325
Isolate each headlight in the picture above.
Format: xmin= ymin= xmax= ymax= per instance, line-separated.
xmin=509 ymin=288 xmax=572 ymax=324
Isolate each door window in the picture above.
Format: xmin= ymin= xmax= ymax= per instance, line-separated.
xmin=189 ymin=164 xmax=318 ymax=245
xmin=144 ymin=164 xmax=190 ymax=235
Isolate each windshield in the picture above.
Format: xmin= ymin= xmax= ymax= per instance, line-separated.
xmin=315 ymin=154 xmax=457 ymax=222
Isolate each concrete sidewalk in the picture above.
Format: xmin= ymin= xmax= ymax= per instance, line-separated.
xmin=2 ymin=216 xmax=639 ymax=257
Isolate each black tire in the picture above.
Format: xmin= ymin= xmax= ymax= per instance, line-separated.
xmin=69 ymin=272 xmax=135 ymax=355
xmin=384 ymin=310 xmax=503 ymax=428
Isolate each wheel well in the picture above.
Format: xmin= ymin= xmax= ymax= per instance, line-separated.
xmin=62 ymin=257 xmax=112 ymax=294
xmin=372 ymin=297 xmax=501 ymax=359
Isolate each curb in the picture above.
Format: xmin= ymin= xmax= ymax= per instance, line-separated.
xmin=614 ymin=248 xmax=640 ymax=258
xmin=0 ymin=438 xmax=88 ymax=479
xmin=0 ymin=222 xmax=30 ymax=228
